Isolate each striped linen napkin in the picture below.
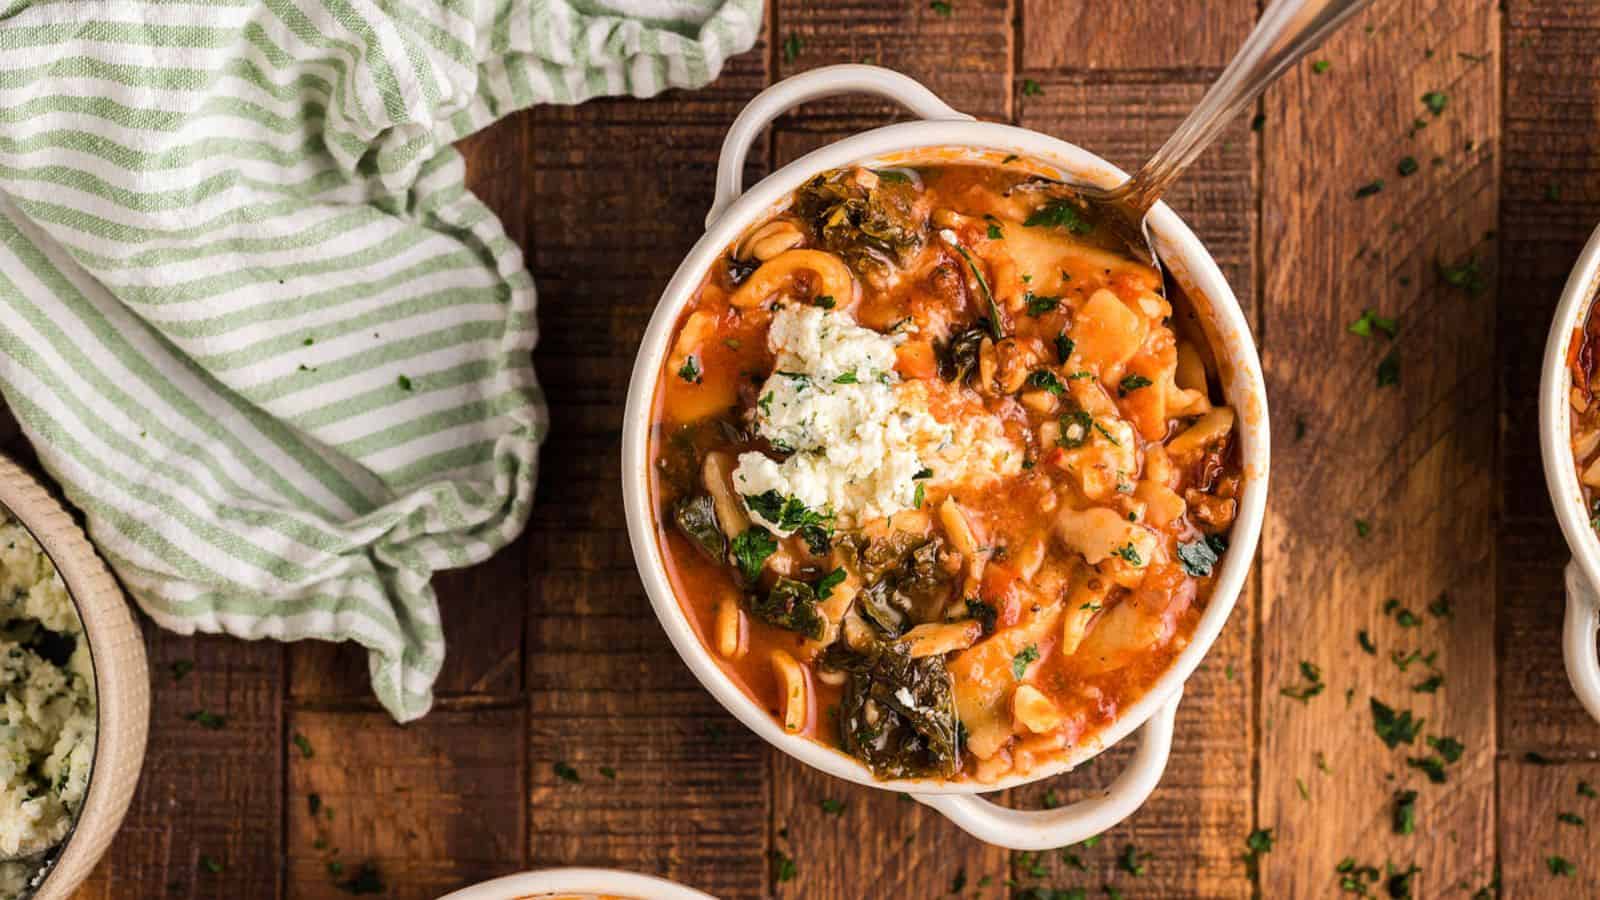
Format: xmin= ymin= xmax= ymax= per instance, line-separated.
xmin=0 ymin=0 xmax=762 ymax=720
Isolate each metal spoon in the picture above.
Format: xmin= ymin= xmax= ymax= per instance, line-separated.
xmin=1078 ymin=0 xmax=1376 ymax=269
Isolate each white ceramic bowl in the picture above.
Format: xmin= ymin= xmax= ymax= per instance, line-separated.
xmin=621 ymin=66 xmax=1270 ymax=850
xmin=438 ymin=868 xmax=717 ymax=900
xmin=0 ymin=453 xmax=149 ymax=898
xmin=1538 ymin=222 xmax=1600 ymax=725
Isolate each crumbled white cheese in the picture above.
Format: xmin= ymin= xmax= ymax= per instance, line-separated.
xmin=733 ymin=305 xmax=952 ymax=530
xmin=0 ymin=508 xmax=96 ymax=891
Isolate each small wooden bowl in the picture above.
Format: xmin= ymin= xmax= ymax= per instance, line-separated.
xmin=0 ymin=454 xmax=149 ymax=897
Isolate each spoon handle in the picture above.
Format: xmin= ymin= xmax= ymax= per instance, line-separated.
xmin=1116 ymin=0 xmax=1376 ymax=216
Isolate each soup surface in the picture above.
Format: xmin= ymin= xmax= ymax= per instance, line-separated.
xmin=1569 ymin=300 xmax=1600 ymax=521
xmin=648 ymin=160 xmax=1241 ymax=783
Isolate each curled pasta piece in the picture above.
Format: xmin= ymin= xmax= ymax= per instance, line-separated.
xmin=1061 ymin=570 xmax=1112 ymax=656
xmin=1166 ymin=406 xmax=1236 ymax=460
xmin=1175 ymin=339 xmax=1208 ymax=392
xmin=668 ymin=310 xmax=716 ymax=378
xmin=938 ymin=497 xmax=983 ymax=579
xmin=701 ymin=452 xmax=749 ymax=539
xmin=1054 ymin=506 xmax=1157 ymax=568
xmin=736 ymin=219 xmax=805 ymax=261
xmin=714 ymin=594 xmax=746 ymax=660
xmin=771 ymin=649 xmax=808 ymax=733
xmin=728 ymin=249 xmax=854 ymax=309
xmin=1071 ymin=289 xmax=1147 ymax=370
xmin=898 ymin=621 xmax=983 ymax=658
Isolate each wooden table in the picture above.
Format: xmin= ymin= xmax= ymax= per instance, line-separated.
xmin=0 ymin=0 xmax=1592 ymax=896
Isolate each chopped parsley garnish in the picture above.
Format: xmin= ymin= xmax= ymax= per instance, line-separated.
xmin=1393 ymin=789 xmax=1417 ymax=835
xmin=1117 ymin=843 xmax=1149 ymax=876
xmin=731 ymin=527 xmax=779 ymax=582
xmin=200 ymin=856 xmax=223 ymax=874
xmin=758 ymin=392 xmax=773 ymax=416
xmin=1407 ymin=754 xmax=1447 ymax=784
xmin=834 ymin=370 xmax=859 ymax=384
xmin=1438 ymin=257 xmax=1486 ymax=295
xmin=1358 ymin=631 xmax=1377 ymax=654
xmin=815 ymin=568 xmax=847 ymax=600
xmin=1024 ymin=199 xmax=1093 ymax=234
xmin=1355 ymin=180 xmax=1385 ymax=199
xmin=948 ymin=240 xmax=1004 ymax=339
xmin=553 ymin=761 xmax=581 ymax=783
xmin=1427 ymin=594 xmax=1453 ymax=619
xmin=1012 ymin=644 xmax=1040 ymax=680
xmin=821 ymin=798 xmax=846 ymax=816
xmin=1371 ymin=698 xmax=1423 ymax=748
xmin=782 ymin=33 xmax=803 ymax=64
xmin=292 ymin=732 xmax=314 ymax=758
xmin=931 ymin=0 xmax=953 ymax=15
xmin=1025 ymin=291 xmax=1060 ymax=315
xmin=1113 ymin=542 xmax=1143 ymax=566
xmin=1242 ymin=828 xmax=1274 ymax=880
xmin=1421 ymin=91 xmax=1448 ymax=115
xmin=1117 ymin=374 xmax=1152 ymax=396
xmin=677 ymin=356 xmax=702 ymax=384
xmin=1251 ymin=112 xmax=1266 ymax=131
xmin=1394 ymin=608 xmax=1421 ymax=628
xmin=1347 ymin=309 xmax=1398 ymax=339
xmin=1093 ymin=421 xmax=1122 ymax=446
xmin=1280 ymin=660 xmax=1325 ymax=702
xmin=396 ymin=374 xmax=414 ymax=391
xmin=913 ymin=481 xmax=926 ymax=509
xmin=1058 ymin=410 xmax=1093 ymax=448
xmin=1397 ymin=156 xmax=1419 ymax=177
xmin=987 ymin=222 xmax=1003 ymax=240
xmin=1377 ymin=350 xmax=1400 ymax=386
xmin=1055 ymin=333 xmax=1075 ymax=363
xmin=1176 ymin=534 xmax=1225 ymax=576
xmin=1547 ymin=856 xmax=1575 ymax=877
xmin=186 ymin=710 xmax=226 ymax=729
xmin=1412 ymin=673 xmax=1444 ymax=693
xmin=1312 ymin=59 xmax=1331 ymax=74
xmin=1580 ymin=780 xmax=1597 ymax=798
xmin=1028 ymin=369 xmax=1065 ymax=396
xmin=1558 ymin=811 xmax=1586 ymax=827
xmin=813 ymin=294 xmax=835 ymax=309
xmin=772 ymin=849 xmax=798 ymax=883
xmin=1427 ymin=734 xmax=1464 ymax=762
xmin=599 ymin=766 xmax=617 ymax=779
xmin=171 ymin=659 xmax=194 ymax=681
xmin=336 ymin=862 xmax=387 ymax=895
xmin=1355 ymin=518 xmax=1371 ymax=538
xmin=1021 ymin=78 xmax=1043 ymax=97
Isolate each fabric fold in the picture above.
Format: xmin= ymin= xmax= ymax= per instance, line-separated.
xmin=0 ymin=0 xmax=762 ymax=720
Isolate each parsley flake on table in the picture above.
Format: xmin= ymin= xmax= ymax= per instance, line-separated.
xmin=820 ymin=797 xmax=846 ymax=816
xmin=771 ymin=849 xmax=798 ymax=882
xmin=170 ymin=659 xmax=194 ymax=681
xmin=1021 ymin=78 xmax=1043 ymax=97
xmin=336 ymin=862 xmax=386 ymax=895
xmin=1355 ymin=518 xmax=1371 ymax=538
xmin=1580 ymin=780 xmax=1598 ymax=798
xmin=1377 ymin=350 xmax=1400 ymax=387
xmin=782 ymin=34 xmax=803 ymax=64
xmin=1347 ymin=309 xmax=1398 ymax=339
xmin=1393 ymin=789 xmax=1417 ymax=835
xmin=1421 ymin=91 xmax=1448 ymax=115
xmin=1355 ymin=180 xmax=1384 ymax=198
xmin=1558 ymin=811 xmax=1586 ymax=827
xmin=1312 ymin=59 xmax=1331 ymax=74
xmin=930 ymin=0 xmax=952 ymax=15
xmin=1371 ymin=698 xmax=1423 ymax=748
xmin=553 ymin=761 xmax=581 ymax=783
xmin=200 ymin=856 xmax=223 ymax=874
xmin=1358 ymin=630 xmax=1377 ymax=654
xmin=1397 ymin=156 xmax=1419 ymax=177
xmin=1547 ymin=856 xmax=1575 ymax=877
xmin=186 ymin=710 xmax=226 ymax=729
xmin=1439 ymin=257 xmax=1486 ymax=295
xmin=292 ymin=732 xmax=314 ymax=758
xmin=599 ymin=766 xmax=617 ymax=780
xmin=1241 ymin=828 xmax=1274 ymax=880
xmin=1118 ymin=843 xmax=1149 ymax=876
xmin=1281 ymin=660 xmax=1325 ymax=702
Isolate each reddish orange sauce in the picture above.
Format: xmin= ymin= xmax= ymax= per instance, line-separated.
xmin=649 ymin=163 xmax=1241 ymax=782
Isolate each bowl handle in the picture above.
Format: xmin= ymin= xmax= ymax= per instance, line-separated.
xmin=911 ymin=690 xmax=1181 ymax=850
xmin=707 ymin=64 xmax=974 ymax=228
xmin=1564 ymin=561 xmax=1600 ymax=723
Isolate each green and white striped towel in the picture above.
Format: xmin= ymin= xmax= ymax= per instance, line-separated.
xmin=0 ymin=0 xmax=761 ymax=720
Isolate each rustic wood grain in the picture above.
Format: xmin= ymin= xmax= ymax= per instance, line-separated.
xmin=1496 ymin=759 xmax=1600 ymax=896
xmin=1257 ymin=1 xmax=1501 ymax=897
xmin=1019 ymin=0 xmax=1256 ymax=73
xmin=520 ymin=40 xmax=777 ymax=899
xmin=1498 ymin=9 xmax=1600 ymax=753
xmin=79 ymin=628 xmax=284 ymax=899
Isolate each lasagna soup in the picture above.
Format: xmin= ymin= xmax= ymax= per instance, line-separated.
xmin=649 ymin=161 xmax=1241 ymax=783
xmin=1570 ymin=299 xmax=1600 ymax=518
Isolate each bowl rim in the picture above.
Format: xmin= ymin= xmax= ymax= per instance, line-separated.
xmin=1541 ymin=223 xmax=1600 ymax=590
xmin=620 ymin=121 xmax=1270 ymax=794
xmin=0 ymin=454 xmax=149 ymax=898
xmin=437 ymin=867 xmax=718 ymax=900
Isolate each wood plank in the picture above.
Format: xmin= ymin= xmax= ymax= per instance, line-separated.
xmin=773 ymin=0 xmax=1012 ymax=125
xmin=1258 ymin=1 xmax=1500 ymax=896
xmin=1019 ymin=0 xmax=1256 ymax=73
xmin=1496 ymin=758 xmax=1600 ymax=895
xmin=79 ymin=628 xmax=283 ymax=899
xmin=285 ymin=707 xmax=525 ymax=900
xmin=1005 ymin=74 xmax=1257 ymax=900
xmin=523 ymin=45 xmax=773 ymax=900
xmin=1497 ymin=17 xmax=1600 ymax=752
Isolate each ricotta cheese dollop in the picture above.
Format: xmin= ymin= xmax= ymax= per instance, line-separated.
xmin=0 ymin=508 xmax=96 ymax=895
xmin=733 ymin=304 xmax=953 ymax=530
